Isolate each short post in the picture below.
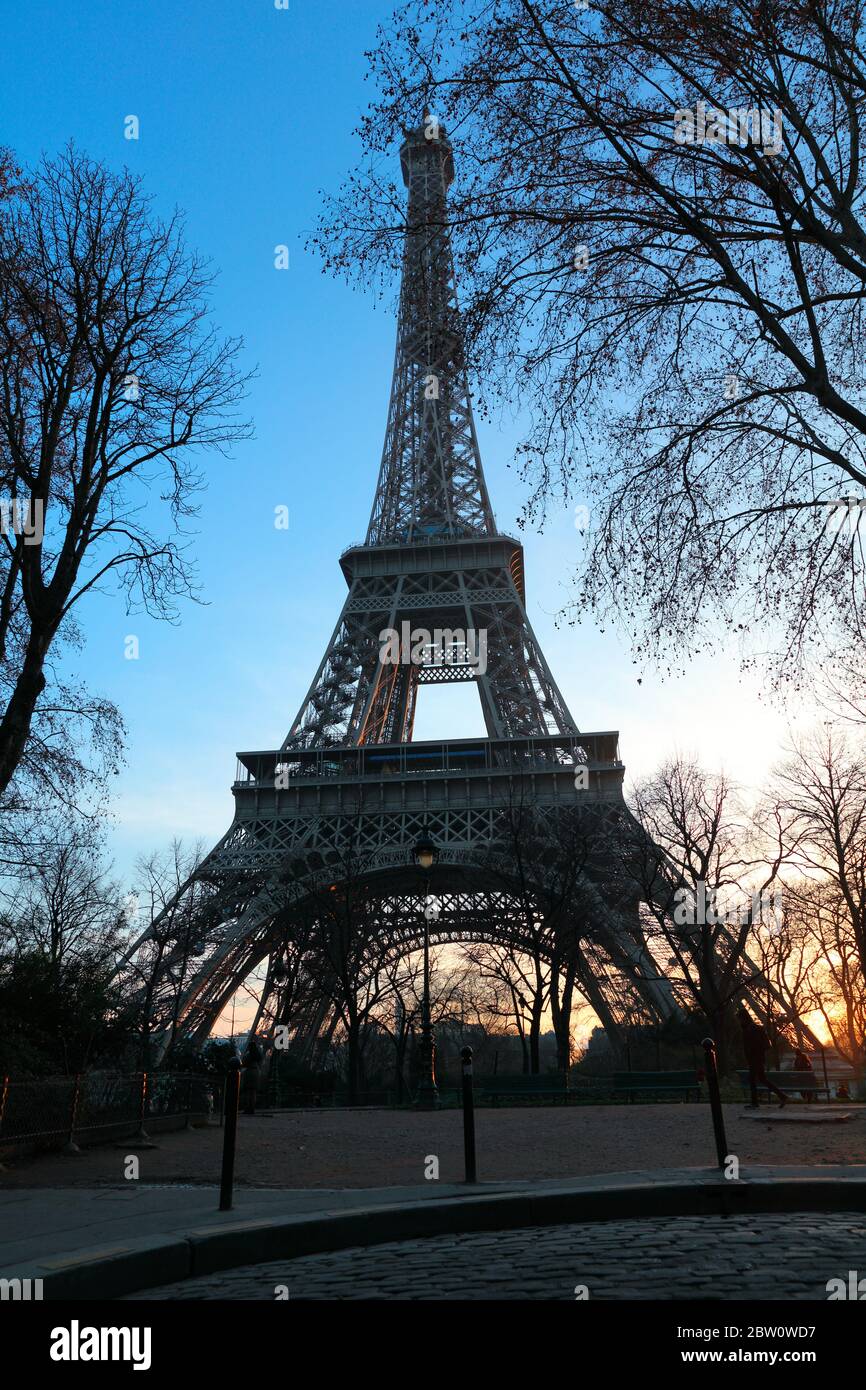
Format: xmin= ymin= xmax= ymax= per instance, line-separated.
xmin=820 ymin=1044 xmax=830 ymax=1102
xmin=461 ymin=1046 xmax=477 ymax=1184
xmin=0 ymin=1074 xmax=8 ymax=1171
xmin=219 ymin=1058 xmax=242 ymax=1211
xmin=64 ymin=1074 xmax=82 ymax=1155
xmin=134 ymin=1071 xmax=152 ymax=1142
xmin=185 ymin=1075 xmax=194 ymax=1130
xmin=701 ymin=1038 xmax=729 ymax=1170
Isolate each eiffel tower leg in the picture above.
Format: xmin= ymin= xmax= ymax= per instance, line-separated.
xmin=729 ymin=937 xmax=823 ymax=1048
xmin=619 ymin=913 xmax=681 ymax=1020
xmin=246 ymin=957 xmax=277 ymax=1044
xmin=571 ymin=950 xmax=624 ymax=1050
xmin=350 ymin=580 xmax=418 ymax=745
xmin=309 ymin=1004 xmax=340 ymax=1072
xmin=187 ymin=942 xmax=266 ymax=1051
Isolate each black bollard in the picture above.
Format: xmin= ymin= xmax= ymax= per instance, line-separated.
xmin=701 ymin=1037 xmax=729 ymax=1171
xmin=219 ymin=1057 xmax=242 ymax=1211
xmin=461 ymin=1046 xmax=477 ymax=1183
xmin=64 ymin=1073 xmax=82 ymax=1155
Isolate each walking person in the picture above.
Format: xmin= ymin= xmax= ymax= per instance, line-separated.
xmin=792 ymin=1046 xmax=816 ymax=1102
xmin=738 ymin=1007 xmax=787 ymax=1108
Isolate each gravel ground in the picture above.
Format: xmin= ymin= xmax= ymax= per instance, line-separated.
xmin=3 ymin=1103 xmax=865 ymax=1189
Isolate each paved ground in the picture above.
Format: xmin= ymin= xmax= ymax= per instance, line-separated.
xmin=3 ymin=1103 xmax=865 ymax=1189
xmin=129 ymin=1211 xmax=866 ymax=1300
xmin=7 ymin=1166 xmax=864 ymax=1295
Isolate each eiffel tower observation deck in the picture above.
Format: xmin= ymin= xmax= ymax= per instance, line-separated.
xmin=125 ymin=114 xmax=678 ymax=1058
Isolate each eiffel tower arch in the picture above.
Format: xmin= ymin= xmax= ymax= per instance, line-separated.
xmin=124 ymin=114 xmax=680 ymax=1062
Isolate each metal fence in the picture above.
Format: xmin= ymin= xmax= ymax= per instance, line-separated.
xmin=262 ymin=1082 xmax=399 ymax=1108
xmin=0 ymin=1071 xmax=218 ymax=1153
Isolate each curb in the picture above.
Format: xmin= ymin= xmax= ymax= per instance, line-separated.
xmin=6 ymin=1173 xmax=866 ymax=1299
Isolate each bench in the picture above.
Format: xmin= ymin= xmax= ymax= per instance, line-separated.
xmin=612 ymin=1070 xmax=702 ymax=1102
xmin=737 ymin=1070 xmax=830 ymax=1101
xmin=269 ymin=1089 xmax=396 ymax=1108
xmin=477 ymin=1074 xmax=570 ymax=1105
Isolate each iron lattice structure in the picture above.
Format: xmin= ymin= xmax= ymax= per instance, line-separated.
xmin=285 ymin=119 xmax=574 ymax=750
xmin=124 ymin=117 xmax=684 ymax=1056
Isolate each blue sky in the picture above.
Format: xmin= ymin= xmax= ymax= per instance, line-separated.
xmin=1 ymin=0 xmax=811 ymax=885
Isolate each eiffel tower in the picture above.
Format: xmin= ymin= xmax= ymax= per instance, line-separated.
xmin=128 ymin=115 xmax=679 ymax=1060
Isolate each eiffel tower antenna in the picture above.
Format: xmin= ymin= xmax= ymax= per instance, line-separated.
xmin=368 ymin=111 xmax=494 ymax=545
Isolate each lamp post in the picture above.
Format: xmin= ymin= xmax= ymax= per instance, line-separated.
xmin=413 ymin=833 xmax=439 ymax=1109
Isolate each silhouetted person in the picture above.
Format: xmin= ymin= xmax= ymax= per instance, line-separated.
xmin=241 ymin=1036 xmax=262 ymax=1115
xmin=792 ymin=1047 xmax=816 ymax=1102
xmin=738 ymin=1007 xmax=787 ymax=1108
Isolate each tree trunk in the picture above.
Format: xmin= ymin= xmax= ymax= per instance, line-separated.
xmin=0 ymin=636 xmax=48 ymax=797
xmin=550 ymin=962 xmax=576 ymax=1073
xmin=709 ymin=1002 xmax=735 ymax=1080
xmin=394 ymin=1030 xmax=408 ymax=1103
xmin=529 ymin=998 xmax=543 ymax=1074
xmin=346 ymin=1020 xmax=361 ymax=1104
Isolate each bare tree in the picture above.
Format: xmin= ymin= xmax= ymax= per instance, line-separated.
xmin=486 ymin=790 xmax=667 ymax=1069
xmin=121 ymin=839 xmax=208 ymax=1068
xmin=796 ymin=881 xmax=866 ymax=1087
xmin=0 ymin=808 xmax=131 ymax=1077
xmin=382 ymin=951 xmax=480 ymax=1091
xmin=771 ymin=730 xmax=866 ymax=1086
xmin=297 ymin=828 xmax=407 ymax=1104
xmin=0 ymin=817 xmax=125 ymax=970
xmin=752 ymin=896 xmax=818 ymax=1052
xmin=315 ymin=0 xmax=866 ymax=688
xmin=0 ymin=145 xmax=251 ymax=798
xmin=462 ymin=940 xmax=550 ymax=1073
xmin=627 ymin=756 xmax=787 ymax=1072
xmin=374 ymin=948 xmax=424 ymax=1101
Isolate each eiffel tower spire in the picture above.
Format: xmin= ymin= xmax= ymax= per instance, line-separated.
xmin=366 ymin=111 xmax=495 ymax=544
xmin=285 ymin=114 xmax=578 ymax=749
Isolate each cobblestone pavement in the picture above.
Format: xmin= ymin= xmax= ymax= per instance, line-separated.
xmin=131 ymin=1211 xmax=866 ymax=1300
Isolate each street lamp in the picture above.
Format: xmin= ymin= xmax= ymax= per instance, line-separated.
xmin=414 ymin=834 xmax=437 ymax=872
xmin=413 ymin=833 xmax=439 ymax=1109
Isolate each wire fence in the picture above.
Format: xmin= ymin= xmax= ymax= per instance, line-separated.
xmin=0 ymin=1071 xmax=219 ymax=1153
xmin=1 ymin=1059 xmax=858 ymax=1157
